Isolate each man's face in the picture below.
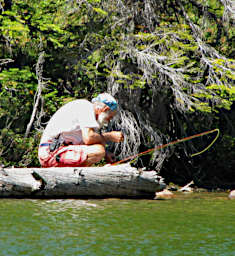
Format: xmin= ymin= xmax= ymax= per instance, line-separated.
xmin=97 ymin=110 xmax=116 ymax=128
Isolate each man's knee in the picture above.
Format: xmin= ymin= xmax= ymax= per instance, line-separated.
xmin=91 ymin=144 xmax=105 ymax=159
xmin=85 ymin=144 xmax=105 ymax=164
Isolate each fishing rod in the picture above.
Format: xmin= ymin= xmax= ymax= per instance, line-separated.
xmin=111 ymin=128 xmax=220 ymax=166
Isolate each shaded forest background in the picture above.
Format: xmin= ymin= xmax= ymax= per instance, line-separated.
xmin=0 ymin=0 xmax=234 ymax=189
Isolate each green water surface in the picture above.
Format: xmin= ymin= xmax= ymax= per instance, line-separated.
xmin=0 ymin=193 xmax=234 ymax=256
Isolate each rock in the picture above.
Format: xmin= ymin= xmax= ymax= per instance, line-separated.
xmin=228 ymin=190 xmax=235 ymax=200
xmin=195 ymin=188 xmax=208 ymax=192
xmin=154 ymin=189 xmax=175 ymax=200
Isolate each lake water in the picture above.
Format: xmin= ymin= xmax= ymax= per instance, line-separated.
xmin=0 ymin=193 xmax=234 ymax=256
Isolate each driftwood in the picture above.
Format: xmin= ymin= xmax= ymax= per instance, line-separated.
xmin=0 ymin=164 xmax=165 ymax=199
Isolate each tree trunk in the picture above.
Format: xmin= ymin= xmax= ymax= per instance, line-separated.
xmin=0 ymin=164 xmax=165 ymax=198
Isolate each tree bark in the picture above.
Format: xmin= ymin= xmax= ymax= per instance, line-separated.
xmin=0 ymin=164 xmax=165 ymax=199
xmin=25 ymin=47 xmax=45 ymax=138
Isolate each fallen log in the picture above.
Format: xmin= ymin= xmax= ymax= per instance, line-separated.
xmin=0 ymin=164 xmax=165 ymax=198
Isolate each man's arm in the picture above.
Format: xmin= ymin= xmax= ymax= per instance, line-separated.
xmin=82 ymin=128 xmax=106 ymax=145
xmin=82 ymin=128 xmax=123 ymax=145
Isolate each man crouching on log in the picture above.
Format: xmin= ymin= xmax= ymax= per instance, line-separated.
xmin=38 ymin=93 xmax=124 ymax=167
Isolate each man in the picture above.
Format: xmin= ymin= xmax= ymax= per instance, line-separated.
xmin=38 ymin=93 xmax=124 ymax=167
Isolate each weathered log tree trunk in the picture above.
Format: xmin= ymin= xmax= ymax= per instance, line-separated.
xmin=0 ymin=164 xmax=165 ymax=198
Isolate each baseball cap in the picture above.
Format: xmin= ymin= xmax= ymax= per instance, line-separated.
xmin=92 ymin=93 xmax=118 ymax=111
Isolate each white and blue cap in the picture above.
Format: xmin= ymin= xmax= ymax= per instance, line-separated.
xmin=92 ymin=93 xmax=118 ymax=111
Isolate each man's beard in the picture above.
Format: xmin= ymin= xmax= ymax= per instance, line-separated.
xmin=97 ymin=112 xmax=109 ymax=129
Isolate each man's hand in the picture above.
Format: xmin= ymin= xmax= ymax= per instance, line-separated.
xmin=105 ymin=131 xmax=124 ymax=143
xmin=112 ymin=131 xmax=124 ymax=143
xmin=105 ymin=151 xmax=116 ymax=163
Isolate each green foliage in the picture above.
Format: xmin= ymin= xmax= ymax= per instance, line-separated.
xmin=0 ymin=68 xmax=37 ymax=125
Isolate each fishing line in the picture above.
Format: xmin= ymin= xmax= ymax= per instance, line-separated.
xmin=111 ymin=128 xmax=220 ymax=166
